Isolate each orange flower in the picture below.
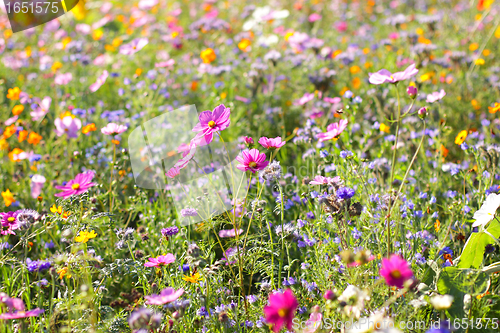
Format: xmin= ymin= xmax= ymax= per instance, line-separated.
xmin=18 ymin=130 xmax=28 ymax=142
xmin=3 ymin=125 xmax=17 ymax=139
xmin=82 ymin=123 xmax=97 ymax=135
xmin=352 ymin=77 xmax=361 ymax=89
xmin=51 ymin=61 xmax=63 ymax=72
xmin=7 ymin=87 xmax=21 ymax=100
xmin=8 ymin=148 xmax=25 ymax=162
xmin=191 ymin=81 xmax=198 ymax=91
xmin=12 ymin=105 xmax=24 ymax=115
xmin=434 ymin=220 xmax=441 ymax=232
xmin=488 ymin=102 xmax=500 ymax=114
xmin=238 ymin=38 xmax=251 ymax=52
xmin=439 ymin=144 xmax=449 ymax=158
xmin=1 ymin=189 xmax=15 ymax=207
xmin=200 ymin=48 xmax=216 ymax=64
xmin=27 ymin=132 xmax=42 ymax=145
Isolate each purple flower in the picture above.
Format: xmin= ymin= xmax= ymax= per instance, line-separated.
xmin=368 ymin=64 xmax=419 ymax=85
xmin=336 ymin=187 xmax=355 ymax=199
xmin=161 ymin=226 xmax=179 ymax=237
xmin=426 ymin=89 xmax=446 ymax=103
xmin=180 ymin=208 xmax=198 ymax=217
xmin=54 ymin=116 xmax=82 ymax=138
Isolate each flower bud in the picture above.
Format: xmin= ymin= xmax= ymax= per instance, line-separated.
xmin=418 ymin=107 xmax=428 ymax=119
xmin=407 ymin=85 xmax=417 ymax=99
xmin=323 ymin=289 xmax=337 ymax=301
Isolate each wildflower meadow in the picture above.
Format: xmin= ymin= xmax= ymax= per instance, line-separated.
xmin=1 ymin=0 xmax=500 ymax=332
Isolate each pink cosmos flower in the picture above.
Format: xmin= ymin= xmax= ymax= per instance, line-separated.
xmin=323 ymin=96 xmax=342 ymax=104
xmin=144 ymin=254 xmax=176 ymax=267
xmin=54 ymin=116 xmax=82 ymax=138
xmin=235 ymin=149 xmax=269 ymax=173
xmin=120 ymin=38 xmax=149 ymax=55
xmin=192 ymin=104 xmax=231 ymax=145
xmin=155 ymin=59 xmax=175 ymax=68
xmin=258 ymin=137 xmax=286 ymax=150
xmin=54 ymin=73 xmax=73 ymax=85
xmin=0 ymin=308 xmax=44 ymax=320
xmin=335 ymin=21 xmax=348 ymax=32
xmin=219 ymin=228 xmax=244 ymax=238
xmin=101 ymin=123 xmax=128 ymax=135
xmin=31 ymin=174 xmax=46 ymax=198
xmin=89 ymin=70 xmax=108 ymax=92
xmin=0 ymin=294 xmax=44 ymax=320
xmin=166 ymin=167 xmax=180 ymax=179
xmin=308 ymin=13 xmax=322 ymax=22
xmin=379 ymin=254 xmax=413 ymax=289
xmin=243 ymin=136 xmax=254 ymax=145
xmin=264 ymin=289 xmax=299 ymax=333
xmin=295 ymin=92 xmax=315 ymax=106
xmin=316 ymin=119 xmax=348 ymax=142
xmin=55 ymin=171 xmax=97 ymax=198
xmin=309 ymin=175 xmax=341 ymax=186
xmin=31 ymin=97 xmax=51 ymax=121
xmin=145 ymin=287 xmax=184 ymax=305
xmin=426 ymin=89 xmax=446 ymax=103
xmin=368 ymin=64 xmax=419 ymax=85
xmin=304 ymin=309 xmax=323 ymax=333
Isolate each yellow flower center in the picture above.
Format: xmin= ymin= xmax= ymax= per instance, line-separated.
xmin=7 ymin=217 xmax=15 ymax=222
xmin=71 ymin=183 xmax=80 ymax=190
xmin=278 ymin=308 xmax=288 ymax=317
xmin=391 ymin=270 xmax=401 ymax=279
xmin=208 ymin=120 xmax=216 ymax=128
xmin=249 ymin=161 xmax=257 ymax=168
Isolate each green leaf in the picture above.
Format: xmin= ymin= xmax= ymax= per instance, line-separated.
xmin=436 ymin=267 xmax=490 ymax=319
xmin=457 ymin=220 xmax=500 ymax=269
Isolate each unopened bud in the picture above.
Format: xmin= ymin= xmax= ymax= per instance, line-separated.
xmin=407 ymin=85 xmax=417 ymax=99
xmin=418 ymin=107 xmax=428 ymax=119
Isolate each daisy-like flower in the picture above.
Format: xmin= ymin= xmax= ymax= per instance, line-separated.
xmin=192 ymin=104 xmax=231 ymax=145
xmin=120 ymin=38 xmax=148 ymax=55
xmin=309 ymin=175 xmax=342 ymax=186
xmin=368 ymin=64 xmax=419 ymax=85
xmin=258 ymin=136 xmax=286 ymax=150
xmin=264 ymin=289 xmax=298 ymax=333
xmin=235 ymin=149 xmax=269 ymax=173
xmin=144 ymin=254 xmax=176 ymax=267
xmin=75 ymin=230 xmax=97 ymax=243
xmin=488 ymin=102 xmax=500 ymax=114
xmin=145 ymin=287 xmax=184 ymax=305
xmin=55 ymin=172 xmax=97 ymax=198
xmin=472 ymin=193 xmax=500 ymax=227
xmin=316 ymin=119 xmax=348 ymax=142
xmin=379 ymin=254 xmax=413 ymax=289
xmin=454 ymin=130 xmax=467 ymax=145
xmin=54 ymin=116 xmax=82 ymax=138
xmin=429 ymin=294 xmax=454 ymax=310
xmin=101 ymin=123 xmax=128 ymax=135
xmin=183 ymin=271 xmax=202 ymax=283
xmin=337 ymin=285 xmax=370 ymax=319
xmin=426 ymin=89 xmax=446 ymax=103
xmin=0 ymin=211 xmax=20 ymax=235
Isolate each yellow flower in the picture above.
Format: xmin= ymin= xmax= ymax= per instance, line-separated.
xmin=50 ymin=204 xmax=63 ymax=214
xmin=469 ymin=43 xmax=479 ymax=51
xmin=12 ymin=105 xmax=24 ymax=116
xmin=75 ymin=230 xmax=97 ymax=243
xmin=183 ymin=272 xmax=202 ymax=284
xmin=82 ymin=123 xmax=97 ymax=135
xmin=455 ymin=130 xmax=468 ymax=145
xmin=200 ymin=48 xmax=216 ymax=64
xmin=349 ymin=65 xmax=361 ymax=74
xmin=57 ymin=267 xmax=72 ymax=279
xmin=380 ymin=123 xmax=390 ymax=133
xmin=488 ymin=102 xmax=500 ymax=114
xmin=238 ymin=39 xmax=251 ymax=52
xmin=51 ymin=61 xmax=63 ymax=72
xmin=6 ymin=87 xmax=21 ymax=100
xmin=8 ymin=148 xmax=24 ymax=162
xmin=474 ymin=58 xmax=485 ymax=66
xmin=434 ymin=220 xmax=441 ymax=232
xmin=2 ymin=189 xmax=15 ymax=207
xmin=59 ymin=111 xmax=75 ymax=119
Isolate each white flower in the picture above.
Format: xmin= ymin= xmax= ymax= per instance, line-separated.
xmin=338 ymin=285 xmax=370 ymax=319
xmin=430 ymin=294 xmax=454 ymax=310
xmin=409 ymin=296 xmax=427 ymax=309
xmin=346 ymin=312 xmax=402 ymax=333
xmin=473 ymin=193 xmax=500 ymax=227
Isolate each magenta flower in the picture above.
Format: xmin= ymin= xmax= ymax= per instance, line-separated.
xmin=219 ymin=228 xmax=244 ymax=238
xmin=379 ymin=254 xmax=413 ymax=289
xmin=0 ymin=294 xmax=44 ymax=320
xmin=120 ymin=38 xmax=149 ymax=55
xmin=235 ymin=149 xmax=269 ymax=173
xmin=144 ymin=254 xmax=176 ymax=267
xmin=0 ymin=211 xmax=20 ymax=235
xmin=166 ymin=167 xmax=180 ymax=179
xmin=243 ymin=136 xmax=254 ymax=145
xmin=54 ymin=171 xmax=97 ymax=198
xmin=89 ymin=70 xmax=108 ymax=92
xmin=368 ymin=64 xmax=419 ymax=85
xmin=192 ymin=104 xmax=231 ymax=144
xmin=145 ymin=287 xmax=184 ymax=305
xmin=294 ymin=92 xmax=315 ymax=106
xmin=264 ymin=289 xmax=299 ymax=333
xmin=426 ymin=89 xmax=446 ymax=103
xmin=101 ymin=123 xmax=128 ymax=135
xmin=309 ymin=175 xmax=341 ymax=186
xmin=54 ymin=116 xmax=82 ymax=138
xmin=0 ymin=308 xmax=44 ymax=320
xmin=316 ymin=119 xmax=348 ymax=142
xmin=258 ymin=136 xmax=286 ymax=150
